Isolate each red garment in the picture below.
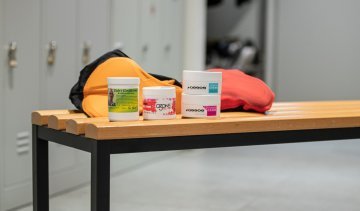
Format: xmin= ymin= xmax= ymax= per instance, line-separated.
xmin=208 ymin=69 xmax=275 ymax=113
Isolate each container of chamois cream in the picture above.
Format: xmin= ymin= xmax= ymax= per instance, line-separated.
xmin=142 ymin=86 xmax=176 ymax=120
xmin=182 ymin=70 xmax=222 ymax=95
xmin=107 ymin=77 xmax=140 ymax=121
xmin=181 ymin=93 xmax=221 ymax=118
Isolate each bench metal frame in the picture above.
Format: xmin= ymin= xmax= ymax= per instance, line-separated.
xmin=32 ymin=125 xmax=360 ymax=211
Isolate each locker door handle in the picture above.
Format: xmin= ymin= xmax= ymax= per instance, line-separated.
xmin=142 ymin=45 xmax=149 ymax=53
xmin=8 ymin=41 xmax=17 ymax=68
xmin=164 ymin=44 xmax=171 ymax=52
xmin=82 ymin=41 xmax=91 ymax=65
xmin=47 ymin=41 xmax=57 ymax=65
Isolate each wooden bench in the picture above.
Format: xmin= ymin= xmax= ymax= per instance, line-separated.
xmin=31 ymin=100 xmax=360 ymax=211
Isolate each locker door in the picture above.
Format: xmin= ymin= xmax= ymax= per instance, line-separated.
xmin=1 ymin=0 xmax=40 ymax=209
xmin=111 ymin=0 xmax=140 ymax=59
xmin=159 ymin=0 xmax=184 ymax=79
xmin=40 ymin=0 xmax=78 ymax=173
xmin=40 ymin=0 xmax=77 ymax=109
xmin=0 ymin=1 xmax=4 ymax=210
xmin=78 ymin=0 xmax=110 ymax=69
xmin=138 ymin=0 xmax=161 ymax=73
xmin=76 ymin=0 xmax=111 ymax=163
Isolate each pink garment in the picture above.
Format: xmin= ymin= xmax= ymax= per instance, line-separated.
xmin=208 ymin=69 xmax=275 ymax=113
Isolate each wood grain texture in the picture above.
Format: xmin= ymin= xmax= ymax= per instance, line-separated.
xmin=48 ymin=113 xmax=88 ymax=130
xmin=84 ymin=100 xmax=360 ymax=140
xmin=66 ymin=117 xmax=108 ymax=135
xmin=31 ymin=110 xmax=80 ymax=125
xmin=270 ymin=101 xmax=360 ymax=111
xmin=31 ymin=101 xmax=360 ymax=140
xmin=271 ymin=100 xmax=360 ymax=108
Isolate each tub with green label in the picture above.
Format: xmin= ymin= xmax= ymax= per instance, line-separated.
xmin=107 ymin=77 xmax=140 ymax=121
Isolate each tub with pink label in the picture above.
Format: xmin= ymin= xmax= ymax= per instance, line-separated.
xmin=181 ymin=93 xmax=221 ymax=118
xmin=142 ymin=86 xmax=176 ymax=120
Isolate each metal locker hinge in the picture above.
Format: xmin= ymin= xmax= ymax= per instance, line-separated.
xmin=47 ymin=41 xmax=57 ymax=65
xmin=8 ymin=41 xmax=18 ymax=68
xmin=82 ymin=41 xmax=91 ymax=65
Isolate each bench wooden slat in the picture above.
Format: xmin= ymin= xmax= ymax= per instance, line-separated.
xmin=48 ymin=113 xmax=88 ymax=130
xmin=223 ymin=107 xmax=360 ymax=119
xmin=70 ymin=108 xmax=360 ymax=135
xmin=32 ymin=101 xmax=360 ymax=140
xmin=270 ymin=102 xmax=360 ymax=112
xmin=268 ymin=108 xmax=360 ymax=116
xmin=66 ymin=117 xmax=108 ymax=135
xmin=85 ymin=115 xmax=360 ymax=140
xmin=85 ymin=101 xmax=360 ymax=140
xmin=85 ymin=107 xmax=360 ymax=140
xmin=32 ymin=110 xmax=80 ymax=126
xmin=66 ymin=112 xmax=266 ymax=135
xmin=271 ymin=100 xmax=360 ymax=108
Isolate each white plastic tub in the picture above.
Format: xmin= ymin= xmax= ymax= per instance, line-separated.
xmin=182 ymin=70 xmax=222 ymax=95
xmin=107 ymin=77 xmax=140 ymax=121
xmin=142 ymin=86 xmax=176 ymax=120
xmin=181 ymin=93 xmax=221 ymax=118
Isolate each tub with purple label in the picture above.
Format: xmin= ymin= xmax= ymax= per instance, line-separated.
xmin=181 ymin=93 xmax=221 ymax=118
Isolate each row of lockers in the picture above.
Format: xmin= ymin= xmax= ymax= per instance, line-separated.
xmin=0 ymin=0 xmax=183 ymax=210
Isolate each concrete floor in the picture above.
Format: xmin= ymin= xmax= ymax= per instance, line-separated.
xmin=18 ymin=139 xmax=360 ymax=211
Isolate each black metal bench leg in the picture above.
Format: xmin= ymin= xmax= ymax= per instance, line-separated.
xmin=32 ymin=125 xmax=49 ymax=211
xmin=91 ymin=143 xmax=110 ymax=211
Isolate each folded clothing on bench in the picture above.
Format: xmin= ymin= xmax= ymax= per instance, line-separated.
xmin=209 ymin=69 xmax=275 ymax=113
xmin=69 ymin=49 xmax=274 ymax=117
xmin=69 ymin=49 xmax=183 ymax=117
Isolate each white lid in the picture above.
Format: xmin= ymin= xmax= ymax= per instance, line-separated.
xmin=183 ymin=70 xmax=222 ymax=81
xmin=182 ymin=93 xmax=220 ymax=105
xmin=143 ymin=86 xmax=175 ymax=96
xmin=107 ymin=77 xmax=140 ymax=85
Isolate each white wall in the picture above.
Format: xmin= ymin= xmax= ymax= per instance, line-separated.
xmin=269 ymin=0 xmax=360 ymax=101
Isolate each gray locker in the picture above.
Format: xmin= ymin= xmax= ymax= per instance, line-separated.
xmin=77 ymin=0 xmax=111 ymax=69
xmin=0 ymin=0 xmax=184 ymax=209
xmin=40 ymin=0 xmax=78 ymax=109
xmin=139 ymin=0 xmax=161 ymax=73
xmin=76 ymin=0 xmax=111 ymax=164
xmin=159 ymin=0 xmax=184 ymax=79
xmin=111 ymin=0 xmax=184 ymax=78
xmin=1 ymin=0 xmax=41 ymax=209
xmin=110 ymin=0 xmax=184 ymax=174
xmin=0 ymin=0 xmax=111 ymax=209
xmin=111 ymin=0 xmax=140 ymax=59
xmin=0 ymin=1 xmax=4 ymax=210
xmin=40 ymin=0 xmax=79 ymax=176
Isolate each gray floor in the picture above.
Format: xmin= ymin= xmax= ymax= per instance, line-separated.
xmin=19 ymin=139 xmax=360 ymax=211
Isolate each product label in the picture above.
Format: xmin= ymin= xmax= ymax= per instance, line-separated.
xmin=208 ymin=83 xmax=219 ymax=94
xmin=203 ymin=105 xmax=217 ymax=116
xmin=184 ymin=81 xmax=219 ymax=94
xmin=143 ymin=97 xmax=176 ymax=118
xmin=108 ymin=88 xmax=138 ymax=113
xmin=187 ymin=85 xmax=207 ymax=90
xmin=183 ymin=104 xmax=218 ymax=117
